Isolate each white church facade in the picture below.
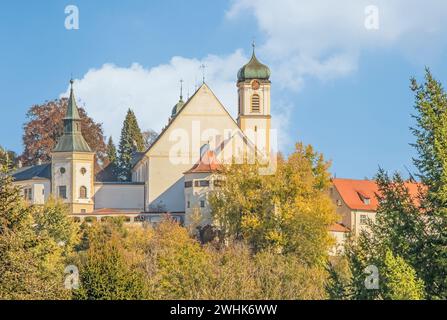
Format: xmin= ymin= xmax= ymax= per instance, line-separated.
xmin=12 ymin=48 xmax=274 ymax=226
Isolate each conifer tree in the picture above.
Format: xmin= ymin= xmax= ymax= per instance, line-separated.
xmin=118 ymin=109 xmax=145 ymax=180
xmin=410 ymin=68 xmax=447 ymax=298
xmin=106 ymin=137 xmax=117 ymax=165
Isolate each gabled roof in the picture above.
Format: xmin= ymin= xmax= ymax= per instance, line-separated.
xmin=332 ymin=178 xmax=421 ymax=211
xmin=184 ymin=150 xmax=222 ymax=174
xmin=11 ymin=163 xmax=51 ymax=182
xmin=132 ymin=83 xmax=245 ymax=170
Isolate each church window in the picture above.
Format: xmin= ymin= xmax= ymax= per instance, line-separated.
xmin=60 ymin=167 xmax=66 ymax=174
xmin=187 ymin=201 xmax=190 ymax=208
xmin=185 ymin=181 xmax=192 ymax=188
xmin=59 ymin=186 xmax=67 ymax=199
xmin=81 ymin=209 xmax=86 ymax=213
xmin=200 ymin=200 xmax=205 ymax=208
xmin=79 ymin=186 xmax=87 ymax=199
xmin=251 ymin=94 xmax=260 ymax=113
xmin=80 ymin=167 xmax=87 ymax=175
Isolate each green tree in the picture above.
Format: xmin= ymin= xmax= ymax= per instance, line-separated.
xmin=381 ymin=250 xmax=425 ymax=300
xmin=118 ymin=109 xmax=145 ymax=181
xmin=410 ymin=68 xmax=447 ymax=298
xmin=106 ymin=136 xmax=117 ymax=165
xmin=0 ymin=163 xmax=72 ymax=299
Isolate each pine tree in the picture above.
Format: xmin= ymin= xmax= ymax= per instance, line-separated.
xmin=106 ymin=137 xmax=117 ymax=165
xmin=118 ymin=109 xmax=145 ymax=181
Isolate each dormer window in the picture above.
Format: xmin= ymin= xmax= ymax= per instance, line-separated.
xmin=357 ymin=191 xmax=371 ymax=205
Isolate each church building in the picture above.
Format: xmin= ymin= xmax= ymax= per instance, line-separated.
xmin=12 ymin=47 xmax=273 ymax=226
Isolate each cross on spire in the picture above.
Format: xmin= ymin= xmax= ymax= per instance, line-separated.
xmin=179 ymin=79 xmax=184 ymax=100
xmin=199 ymin=64 xmax=206 ymax=84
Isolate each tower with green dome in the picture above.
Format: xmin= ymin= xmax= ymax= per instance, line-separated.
xmin=237 ymin=43 xmax=272 ymax=158
xmin=51 ymin=79 xmax=95 ymax=214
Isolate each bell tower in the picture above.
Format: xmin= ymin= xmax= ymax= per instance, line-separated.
xmin=51 ymin=79 xmax=95 ymax=214
xmin=237 ymin=43 xmax=271 ymax=158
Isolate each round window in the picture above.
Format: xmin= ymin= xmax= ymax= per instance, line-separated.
xmin=80 ymin=167 xmax=87 ymax=175
xmin=60 ymin=167 xmax=66 ymax=174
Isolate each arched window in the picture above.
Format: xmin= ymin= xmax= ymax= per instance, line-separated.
xmin=251 ymin=94 xmax=260 ymax=113
xmin=79 ymin=186 xmax=87 ymax=199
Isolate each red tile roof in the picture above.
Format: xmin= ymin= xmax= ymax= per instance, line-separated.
xmin=329 ymin=223 xmax=350 ymax=233
xmin=184 ymin=150 xmax=222 ymax=174
xmin=332 ymin=178 xmax=421 ymax=211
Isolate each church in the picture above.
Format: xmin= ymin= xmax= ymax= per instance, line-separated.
xmin=11 ymin=47 xmax=274 ymax=226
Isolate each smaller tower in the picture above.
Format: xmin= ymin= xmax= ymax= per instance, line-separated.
xmin=237 ymin=43 xmax=271 ymax=158
xmin=51 ymin=80 xmax=95 ymax=214
xmin=171 ymin=79 xmax=185 ymax=118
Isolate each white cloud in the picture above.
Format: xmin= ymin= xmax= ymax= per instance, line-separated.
xmin=61 ymin=51 xmax=247 ymax=142
xmin=60 ymin=0 xmax=447 ymax=151
xmin=228 ymin=0 xmax=447 ymax=90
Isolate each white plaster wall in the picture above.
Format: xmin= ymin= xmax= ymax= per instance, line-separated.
xmin=13 ymin=179 xmax=51 ymax=205
xmin=184 ymin=172 xmax=213 ymax=226
xmin=53 ymin=162 xmax=71 ymax=201
xmin=352 ymin=210 xmax=376 ymax=237
xmin=144 ymin=85 xmax=245 ymax=212
xmin=75 ymin=162 xmax=92 ymax=204
xmin=94 ymin=184 xmax=144 ymax=210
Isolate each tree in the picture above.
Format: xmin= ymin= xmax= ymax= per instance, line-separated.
xmin=21 ymin=98 xmax=107 ymax=170
xmin=145 ymin=217 xmax=215 ymax=299
xmin=74 ymin=219 xmax=151 ymax=300
xmin=381 ymin=250 xmax=425 ymax=300
xmin=0 ymin=146 xmax=17 ymax=167
xmin=209 ymin=143 xmax=337 ymax=265
xmin=106 ymin=136 xmax=117 ymax=165
xmin=118 ymin=109 xmax=145 ymax=181
xmin=142 ymin=129 xmax=158 ymax=149
xmin=410 ymin=68 xmax=447 ymax=298
xmin=0 ymin=163 xmax=73 ymax=299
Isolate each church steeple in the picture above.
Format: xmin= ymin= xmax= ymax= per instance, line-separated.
xmin=53 ymin=79 xmax=92 ymax=152
xmin=237 ymin=44 xmax=272 ymax=158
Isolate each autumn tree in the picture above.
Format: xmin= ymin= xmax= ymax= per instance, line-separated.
xmin=74 ymin=219 xmax=151 ymax=300
xmin=118 ymin=109 xmax=145 ymax=181
xmin=209 ymin=143 xmax=337 ymax=265
xmin=21 ymin=98 xmax=107 ymax=169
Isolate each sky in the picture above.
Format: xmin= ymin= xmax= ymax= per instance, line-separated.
xmin=2 ymin=0 xmax=447 ymax=179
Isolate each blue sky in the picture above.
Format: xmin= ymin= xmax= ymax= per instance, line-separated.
xmin=2 ymin=0 xmax=447 ymax=179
